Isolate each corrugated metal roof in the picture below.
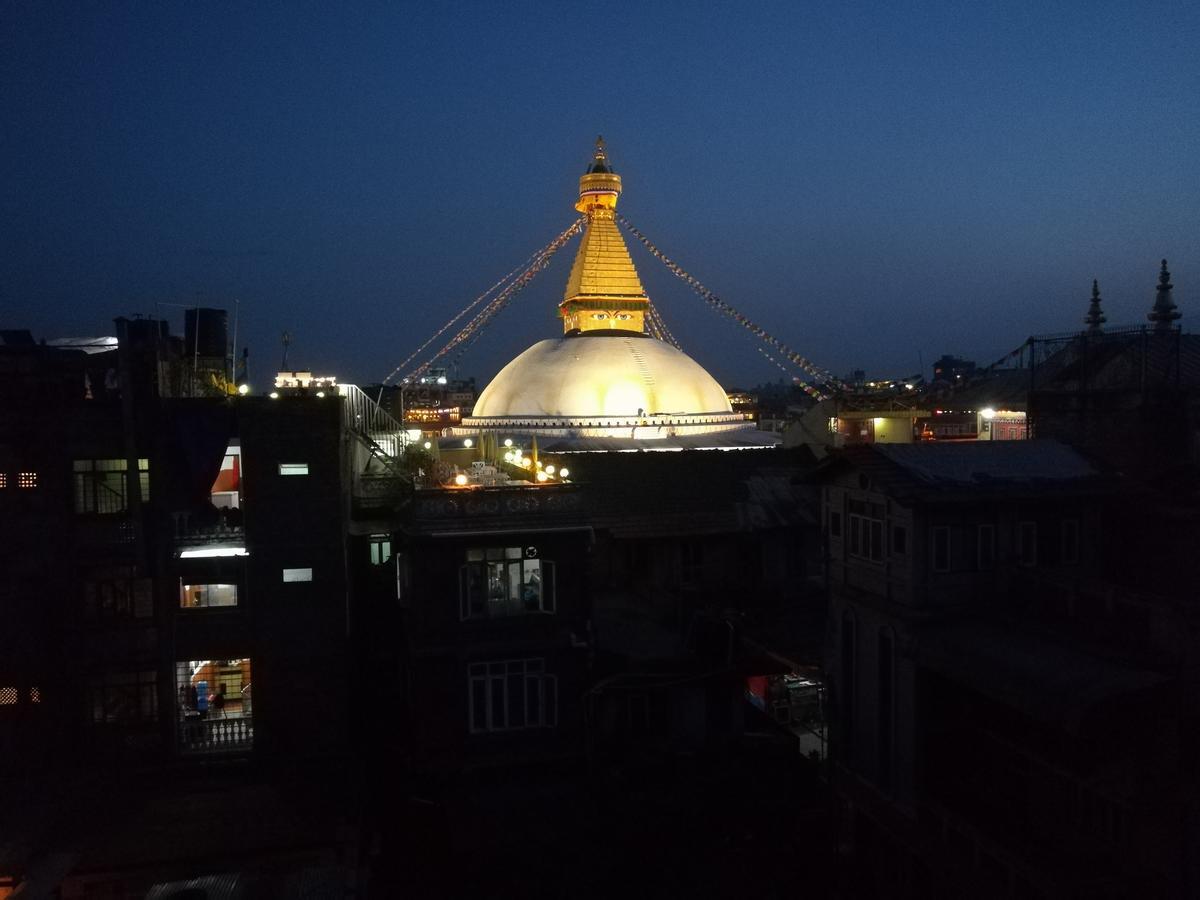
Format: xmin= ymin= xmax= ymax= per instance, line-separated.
xmin=872 ymin=439 xmax=1097 ymax=485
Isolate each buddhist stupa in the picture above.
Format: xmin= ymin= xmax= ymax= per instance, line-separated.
xmin=454 ymin=139 xmax=774 ymax=450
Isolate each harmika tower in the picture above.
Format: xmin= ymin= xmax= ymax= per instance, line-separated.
xmin=558 ymin=137 xmax=650 ymax=336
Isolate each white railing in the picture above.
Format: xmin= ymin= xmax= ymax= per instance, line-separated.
xmin=179 ymin=714 xmax=254 ymax=753
xmin=338 ymin=384 xmax=409 ymax=471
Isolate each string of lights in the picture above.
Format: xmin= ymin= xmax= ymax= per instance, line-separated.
xmin=616 ymin=214 xmax=846 ymax=392
xmin=402 ymin=218 xmax=585 ymax=383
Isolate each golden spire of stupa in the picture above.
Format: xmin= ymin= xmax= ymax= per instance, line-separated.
xmin=559 ymin=136 xmax=649 ymax=335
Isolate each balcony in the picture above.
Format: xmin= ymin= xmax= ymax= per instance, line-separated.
xmin=178 ymin=712 xmax=254 ymax=754
xmin=171 ymin=510 xmax=245 ymax=553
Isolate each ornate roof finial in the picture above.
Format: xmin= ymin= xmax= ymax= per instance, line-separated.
xmin=588 ymin=135 xmax=610 ymax=174
xmin=1148 ymin=258 xmax=1181 ymax=331
xmin=1085 ymin=279 xmax=1106 ymax=335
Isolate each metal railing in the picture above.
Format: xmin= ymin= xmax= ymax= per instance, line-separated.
xmin=338 ymin=384 xmax=410 ymax=478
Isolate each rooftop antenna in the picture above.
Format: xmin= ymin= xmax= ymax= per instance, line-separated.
xmin=281 ymin=331 xmax=292 ymax=371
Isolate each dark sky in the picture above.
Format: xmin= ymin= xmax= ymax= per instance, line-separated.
xmin=3 ymin=2 xmax=1198 ymax=389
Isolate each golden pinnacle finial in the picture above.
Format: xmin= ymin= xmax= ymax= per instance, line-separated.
xmin=594 ymin=135 xmax=606 ymax=160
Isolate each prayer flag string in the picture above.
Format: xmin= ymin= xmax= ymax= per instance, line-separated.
xmin=616 ymin=214 xmax=845 ymax=395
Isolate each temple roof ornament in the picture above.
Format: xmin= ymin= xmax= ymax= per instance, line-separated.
xmin=1148 ymin=259 xmax=1181 ymax=331
xmin=1084 ymin=279 xmax=1106 ymax=335
xmin=560 ymin=138 xmax=650 ymax=336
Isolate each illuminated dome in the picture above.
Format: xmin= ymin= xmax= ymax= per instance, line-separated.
xmin=461 ymin=331 xmax=748 ymax=440
xmin=474 ymin=328 xmax=735 ymax=413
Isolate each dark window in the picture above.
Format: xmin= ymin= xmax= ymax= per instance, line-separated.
xmin=681 ymin=541 xmax=703 ymax=585
xmin=977 ymin=524 xmax=995 ymax=571
xmin=1061 ymin=519 xmax=1079 ymax=565
xmin=892 ymin=526 xmax=907 ymax=556
xmin=1018 ymin=521 xmax=1037 ymax=567
xmin=84 ymin=567 xmax=154 ymax=620
xmin=840 ymin=614 xmax=856 ymax=762
xmin=849 ymin=509 xmax=884 ymax=562
xmin=89 ymin=670 xmax=158 ymax=724
xmin=468 ymin=658 xmax=556 ymax=733
xmin=932 ymin=526 xmax=951 ymax=572
xmin=829 ymin=510 xmax=842 ymax=538
xmin=877 ymin=629 xmax=894 ymax=792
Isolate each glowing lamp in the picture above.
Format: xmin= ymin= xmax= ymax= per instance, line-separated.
xmin=504 ymin=438 xmax=513 ymax=447
xmin=558 ymin=468 xmax=569 ymax=478
xmin=454 ymin=473 xmax=468 ymax=486
xmin=536 ymin=471 xmax=549 ymax=482
xmin=423 ymin=441 xmax=432 ymax=450
xmin=269 ymin=391 xmax=280 ymax=399
xmin=237 ymin=383 xmax=250 ymax=396
xmin=463 ymin=438 xmax=474 ymax=448
xmin=545 ymin=465 xmax=555 ymax=475
xmin=316 ymin=390 xmax=325 ymax=398
xmin=980 ymin=408 xmax=996 ymax=420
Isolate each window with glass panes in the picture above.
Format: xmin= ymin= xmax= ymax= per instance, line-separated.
xmin=73 ymin=458 xmax=149 ymax=513
xmin=179 ymin=582 xmax=238 ymax=609
xmin=88 ymin=670 xmax=158 ymax=724
xmin=460 ymin=547 xmax=555 ymax=619
xmin=369 ymin=535 xmax=392 ymax=566
xmin=468 ymin=658 xmax=557 ymax=733
xmin=83 ymin=566 xmax=154 ymax=620
xmin=848 ymin=499 xmax=884 ymax=562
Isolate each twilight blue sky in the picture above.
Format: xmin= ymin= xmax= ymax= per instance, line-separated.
xmin=3 ymin=1 xmax=1198 ymax=388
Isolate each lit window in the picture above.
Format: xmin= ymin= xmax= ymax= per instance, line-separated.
xmin=73 ymin=458 xmax=149 ymax=513
xmin=0 ymin=473 xmax=7 ymax=489
xmin=0 ymin=687 xmax=16 ymax=706
xmin=369 ymin=535 xmax=392 ymax=566
xmin=30 ymin=686 xmax=41 ymax=704
xmin=282 ymin=567 xmax=313 ymax=582
xmin=17 ymin=471 xmax=37 ymax=489
xmin=459 ymin=548 xmax=555 ymax=619
xmin=179 ymin=582 xmax=238 ymax=609
xmin=468 ymin=658 xmax=557 ymax=733
xmin=278 ymin=463 xmax=309 ymax=476
xmin=176 ymin=659 xmax=253 ymax=753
